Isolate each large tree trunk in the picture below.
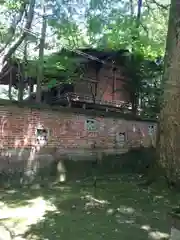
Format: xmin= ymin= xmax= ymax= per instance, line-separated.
xmin=159 ymin=0 xmax=180 ymax=186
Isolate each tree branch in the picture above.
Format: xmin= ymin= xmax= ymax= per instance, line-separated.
xmin=3 ymin=0 xmax=36 ymax=63
xmin=140 ymin=22 xmax=149 ymax=35
xmin=0 ymin=0 xmax=27 ymax=54
xmin=148 ymin=0 xmax=170 ymax=10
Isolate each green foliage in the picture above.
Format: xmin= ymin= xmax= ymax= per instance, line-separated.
xmin=5 ymin=0 xmax=22 ymax=11
xmin=115 ymin=52 xmax=163 ymax=117
xmin=49 ymin=18 xmax=86 ymax=48
xmin=0 ymin=0 xmax=168 ymax=117
xmin=26 ymin=51 xmax=84 ymax=86
xmin=81 ymin=0 xmax=168 ymax=55
xmin=48 ymin=0 xmax=167 ymax=119
xmin=0 ymin=23 xmax=8 ymax=43
xmin=43 ymin=53 xmax=78 ymax=84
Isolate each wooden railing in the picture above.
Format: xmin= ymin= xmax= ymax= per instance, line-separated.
xmin=51 ymin=92 xmax=130 ymax=109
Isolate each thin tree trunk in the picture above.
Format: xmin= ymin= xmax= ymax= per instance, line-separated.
xmin=36 ymin=2 xmax=47 ymax=103
xmin=136 ymin=0 xmax=142 ymax=28
xmin=17 ymin=61 xmax=24 ymax=102
xmin=129 ymin=0 xmax=143 ymax=115
xmin=29 ymin=78 xmax=34 ymax=96
xmin=24 ymin=37 xmax=28 ymax=96
xmin=89 ymin=64 xmax=101 ymax=104
xmin=159 ymin=0 xmax=180 ymax=186
xmin=112 ymin=67 xmax=116 ymax=102
xmin=129 ymin=0 xmax=134 ymax=16
xmin=94 ymin=68 xmax=99 ymax=103
xmin=131 ymin=92 xmax=138 ymax=115
xmin=90 ymin=83 xmax=96 ymax=104
xmin=8 ymin=67 xmax=12 ymax=101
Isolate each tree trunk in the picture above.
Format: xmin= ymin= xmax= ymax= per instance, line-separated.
xmin=131 ymin=92 xmax=138 ymax=115
xmin=29 ymin=78 xmax=34 ymax=96
xmin=2 ymin=0 xmax=35 ymax=66
xmin=36 ymin=3 xmax=47 ymax=103
xmin=159 ymin=0 xmax=180 ymax=186
xmin=8 ymin=68 xmax=12 ymax=101
xmin=17 ymin=61 xmax=24 ymax=102
xmin=129 ymin=0 xmax=134 ymax=16
xmin=136 ymin=0 xmax=142 ymax=28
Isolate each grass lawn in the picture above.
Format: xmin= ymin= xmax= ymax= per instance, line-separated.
xmin=0 ymin=174 xmax=178 ymax=240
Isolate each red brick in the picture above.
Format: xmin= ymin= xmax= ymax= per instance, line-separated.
xmin=0 ymin=105 xmax=157 ymax=152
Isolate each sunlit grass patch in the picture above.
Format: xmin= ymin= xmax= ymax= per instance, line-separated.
xmin=0 ymin=196 xmax=58 ymax=239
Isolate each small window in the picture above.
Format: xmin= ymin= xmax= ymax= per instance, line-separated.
xmin=116 ymin=132 xmax=126 ymax=147
xmin=36 ymin=127 xmax=49 ymax=146
xmin=148 ymin=125 xmax=155 ymax=135
xmin=36 ymin=129 xmax=48 ymax=139
xmin=85 ymin=119 xmax=98 ymax=132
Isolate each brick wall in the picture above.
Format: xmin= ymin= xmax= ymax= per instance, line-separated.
xmin=0 ymin=103 xmax=157 ymax=172
xmin=0 ymin=104 xmax=157 ymax=149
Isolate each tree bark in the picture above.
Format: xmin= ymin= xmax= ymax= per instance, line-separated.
xmin=17 ymin=61 xmax=24 ymax=102
xmin=36 ymin=3 xmax=47 ymax=103
xmin=159 ymin=0 xmax=180 ymax=186
xmin=136 ymin=0 xmax=142 ymax=28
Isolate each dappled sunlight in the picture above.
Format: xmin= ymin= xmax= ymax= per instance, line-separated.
xmin=0 ymin=119 xmax=50 ymax=182
xmin=141 ymin=225 xmax=169 ymax=239
xmin=116 ymin=214 xmax=136 ymax=224
xmin=57 ymin=161 xmax=67 ymax=183
xmin=154 ymin=195 xmax=164 ymax=200
xmin=117 ymin=205 xmax=135 ymax=215
xmin=0 ymin=196 xmax=57 ymax=220
xmin=0 ymin=115 xmax=9 ymax=148
xmin=141 ymin=224 xmax=151 ymax=231
xmin=0 ymin=174 xmax=174 ymax=239
xmin=81 ymin=194 xmax=110 ymax=210
xmin=51 ymin=185 xmax=72 ymax=192
xmin=14 ymin=122 xmax=33 ymax=150
xmin=148 ymin=231 xmax=169 ymax=239
xmin=0 ymin=196 xmax=58 ymax=237
xmin=22 ymin=122 xmax=50 ymax=184
xmin=82 ymin=194 xmax=110 ymax=205
xmin=106 ymin=208 xmax=116 ymax=215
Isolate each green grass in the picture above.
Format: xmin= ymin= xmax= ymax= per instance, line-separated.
xmin=0 ymin=174 xmax=177 ymax=240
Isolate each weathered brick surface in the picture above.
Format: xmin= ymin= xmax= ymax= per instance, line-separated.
xmin=0 ymin=104 xmax=157 ymax=173
xmin=0 ymin=105 xmax=157 ymax=149
xmin=74 ymin=64 xmax=129 ymax=105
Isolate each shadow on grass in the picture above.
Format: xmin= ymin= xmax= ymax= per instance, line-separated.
xmin=0 ymin=173 xmax=174 ymax=240
xmin=0 ymin=148 xmax=174 ymax=239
